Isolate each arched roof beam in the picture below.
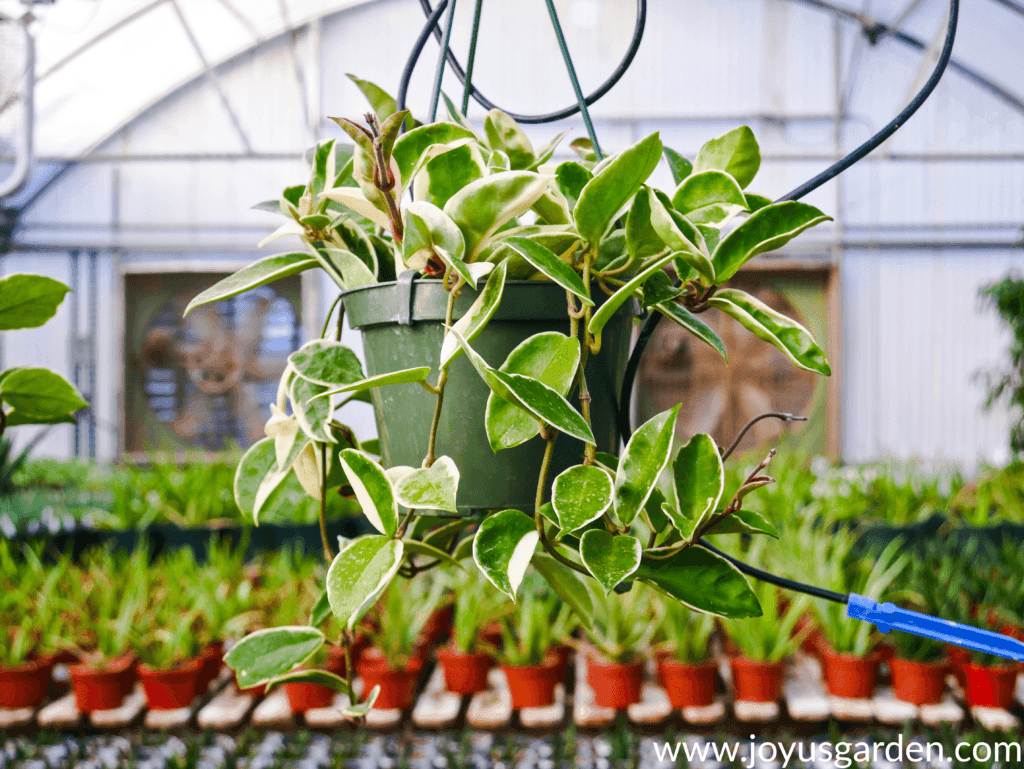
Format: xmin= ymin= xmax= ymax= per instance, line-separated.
xmin=788 ymin=0 xmax=1024 ymax=115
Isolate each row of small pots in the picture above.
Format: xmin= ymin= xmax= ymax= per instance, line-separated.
xmin=0 ymin=643 xmax=224 ymax=713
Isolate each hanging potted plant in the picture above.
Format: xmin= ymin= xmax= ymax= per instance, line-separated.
xmin=436 ymin=565 xmax=507 ymax=696
xmin=495 ymin=585 xmax=558 ymax=709
xmin=210 ymin=80 xmax=833 ymax=718
xmin=654 ymin=600 xmax=719 ymax=709
xmin=583 ymin=587 xmax=658 ymax=709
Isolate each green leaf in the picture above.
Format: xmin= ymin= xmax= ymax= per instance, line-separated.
xmin=439 ymin=258 xmax=509 ymax=370
xmin=413 ymin=142 xmax=487 ymax=209
xmin=552 ymin=464 xmax=613 ymax=531
xmin=346 ymin=73 xmax=412 ymax=129
xmin=337 ymin=449 xmax=398 ymax=537
xmin=343 ymin=685 xmax=380 ymax=717
xmin=310 ymin=590 xmax=331 ymax=627
xmin=654 ymin=302 xmax=727 ymax=362
xmin=613 ymin=405 xmax=680 ymax=525
xmin=314 ymin=367 xmax=433 ymax=400
xmin=694 ymin=126 xmax=761 ymax=189
xmin=711 ymin=201 xmax=832 ymax=282
xmin=327 ymin=536 xmax=404 ymax=631
xmin=473 ymin=509 xmax=538 ymax=600
xmin=644 ymin=487 xmax=671 ymax=535
xmin=707 ymin=288 xmax=831 ymax=375
xmin=234 ymin=437 xmax=308 ymax=523
xmin=532 ymin=553 xmax=596 ymax=629
xmin=441 ymin=92 xmax=482 ymax=138
xmin=588 ymin=251 xmax=674 ymax=338
xmin=488 ymin=149 xmax=510 ymax=173
xmin=402 ymin=539 xmax=466 ymax=570
xmin=402 ymin=200 xmax=467 ymax=273
xmin=745 ymin=193 xmax=772 ymax=212
xmin=640 ymin=271 xmax=682 ymax=308
xmin=663 ymin=147 xmax=693 ymax=185
xmin=647 ymin=192 xmax=714 ymax=283
xmin=529 ymin=129 xmax=569 ymax=170
xmin=574 ymin=133 xmax=663 ymax=244
xmin=668 ymin=433 xmax=724 ymax=539
xmin=671 ymin=170 xmax=749 ymax=226
xmin=0 ymin=368 xmax=86 ymax=417
xmin=393 ymin=456 xmax=459 ymax=513
xmin=531 ymin=187 xmax=571 ymax=225
xmin=635 ymin=546 xmax=762 ymax=618
xmin=444 ymin=171 xmax=552 ymax=260
xmin=288 ymin=340 xmax=364 ymax=388
xmin=451 ymin=329 xmax=595 ymax=446
xmin=319 ymin=187 xmax=391 ymax=230
xmin=3 ymin=410 xmax=76 ymax=427
xmin=570 ymin=137 xmax=598 ymax=163
xmin=500 ymin=236 xmax=592 ymax=306
xmin=485 ymin=332 xmax=580 ymax=452
xmin=289 ymin=374 xmax=335 ymax=444
xmin=321 ymin=247 xmax=377 ymax=289
xmin=554 ymin=161 xmax=593 ymax=211
xmin=705 ymin=509 xmax=778 ymax=538
xmin=223 ymin=627 xmax=325 ymax=689
xmin=579 ymin=530 xmax=642 ymax=596
xmin=0 ymin=274 xmax=70 ymax=331
xmin=266 ymin=668 xmax=349 ymax=693
xmin=625 ymin=188 xmax=666 ymax=261
xmin=483 ymin=109 xmax=535 ymax=170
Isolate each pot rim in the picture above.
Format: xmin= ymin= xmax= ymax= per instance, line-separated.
xmin=729 ymin=656 xmax=786 ymax=671
xmin=964 ymin=661 xmax=1019 ymax=674
xmin=587 ymin=655 xmax=644 ymax=669
xmin=659 ymin=657 xmax=718 ymax=671
xmin=68 ymin=653 xmax=135 ymax=676
xmin=890 ymin=655 xmax=949 ymax=668
xmin=343 ymin=277 xmax=638 ymax=328
xmin=822 ymin=647 xmax=883 ymax=663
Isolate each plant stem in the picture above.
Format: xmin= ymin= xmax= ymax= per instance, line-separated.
xmin=320 ymin=293 xmax=343 ymax=339
xmin=532 ymin=433 xmax=591 ymax=578
xmin=423 ymin=288 xmax=458 ymax=468
xmin=335 ymin=301 xmax=346 ymax=343
xmin=319 ymin=442 xmax=334 ymax=563
xmin=578 ymin=253 xmax=596 ymax=464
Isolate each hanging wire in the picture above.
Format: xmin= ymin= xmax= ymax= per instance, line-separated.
xmin=429 ymin=0 xmax=459 ymax=122
xmin=461 ymin=0 xmax=485 ymax=114
xmin=542 ymin=0 xmax=603 ymax=159
xmin=414 ymin=0 xmax=646 ymax=124
xmin=397 ymin=0 xmax=449 ymax=119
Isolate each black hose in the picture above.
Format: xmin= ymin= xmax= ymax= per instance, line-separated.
xmin=411 ymin=0 xmax=646 ymax=124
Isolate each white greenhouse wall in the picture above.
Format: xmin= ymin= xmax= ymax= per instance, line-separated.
xmin=2 ymin=0 xmax=1023 ymax=470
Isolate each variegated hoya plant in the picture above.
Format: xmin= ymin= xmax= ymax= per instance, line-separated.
xmin=201 ymin=82 xmax=833 ymax=717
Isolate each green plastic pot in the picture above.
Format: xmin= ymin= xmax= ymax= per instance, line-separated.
xmin=342 ymin=277 xmax=634 ymax=511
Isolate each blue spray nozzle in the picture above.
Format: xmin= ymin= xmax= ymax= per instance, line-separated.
xmin=846 ymin=593 xmax=1024 ymax=663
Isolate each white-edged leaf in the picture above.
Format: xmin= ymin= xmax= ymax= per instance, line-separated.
xmin=326 ymin=536 xmax=404 ymax=631
xmin=472 ymin=509 xmax=538 ymax=600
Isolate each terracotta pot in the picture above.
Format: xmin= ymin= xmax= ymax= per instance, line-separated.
xmin=890 ymin=657 xmax=948 ymax=706
xmin=660 ymin=659 xmax=718 ymax=709
xmin=588 ymin=657 xmax=644 ymax=709
xmin=195 ymin=643 xmax=223 ymax=694
xmin=283 ymin=680 xmax=336 ymax=712
xmin=0 ymin=656 xmax=54 ymax=709
xmin=502 ymin=660 xmax=558 ymax=709
xmin=480 ymin=622 xmax=504 ymax=649
xmin=436 ymin=647 xmax=493 ymax=695
xmin=964 ymin=662 xmax=1018 ymax=710
xmin=653 ymin=649 xmax=671 ymax=687
xmin=357 ymin=649 xmax=424 ymax=710
xmin=730 ymin=657 xmax=785 ymax=703
xmin=822 ymin=648 xmax=880 ymax=699
xmin=547 ymin=644 xmax=571 ymax=685
xmin=138 ymin=658 xmax=202 ymax=710
xmin=240 ymin=682 xmax=268 ymax=697
xmin=945 ymin=644 xmax=970 ymax=687
xmin=69 ymin=654 xmax=135 ymax=712
xmin=420 ymin=605 xmax=455 ymax=647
